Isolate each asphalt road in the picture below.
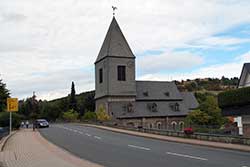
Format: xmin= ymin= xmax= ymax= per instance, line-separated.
xmin=39 ymin=124 xmax=250 ymax=167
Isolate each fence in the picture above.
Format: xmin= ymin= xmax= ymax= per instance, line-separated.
xmin=84 ymin=121 xmax=250 ymax=146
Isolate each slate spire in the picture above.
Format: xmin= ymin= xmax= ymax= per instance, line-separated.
xmin=95 ymin=17 xmax=135 ymax=63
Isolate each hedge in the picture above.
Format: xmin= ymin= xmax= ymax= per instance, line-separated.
xmin=218 ymin=87 xmax=250 ymax=108
xmin=0 ymin=112 xmax=23 ymax=129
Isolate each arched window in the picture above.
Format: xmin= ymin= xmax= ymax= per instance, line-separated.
xmin=149 ymin=123 xmax=153 ymax=129
xmin=179 ymin=121 xmax=184 ymax=131
xmin=157 ymin=122 xmax=162 ymax=129
xmin=171 ymin=121 xmax=177 ymax=131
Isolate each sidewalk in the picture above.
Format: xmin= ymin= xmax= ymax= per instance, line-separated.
xmin=0 ymin=129 xmax=102 ymax=167
xmin=83 ymin=124 xmax=250 ymax=152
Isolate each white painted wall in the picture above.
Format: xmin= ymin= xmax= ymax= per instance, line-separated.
xmin=234 ymin=116 xmax=243 ymax=135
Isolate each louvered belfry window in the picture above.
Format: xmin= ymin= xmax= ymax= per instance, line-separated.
xmin=117 ymin=65 xmax=126 ymax=81
xmin=99 ymin=68 xmax=103 ymax=83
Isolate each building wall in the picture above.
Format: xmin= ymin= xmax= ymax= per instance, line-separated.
xmin=242 ymin=115 xmax=250 ymax=137
xmin=107 ymin=57 xmax=136 ymax=96
xmin=95 ymin=59 xmax=109 ymax=99
xmin=119 ymin=117 xmax=185 ymax=131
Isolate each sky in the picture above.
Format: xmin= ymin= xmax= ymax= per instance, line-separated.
xmin=0 ymin=0 xmax=250 ymax=100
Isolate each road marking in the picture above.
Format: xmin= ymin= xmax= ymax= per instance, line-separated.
xmin=128 ymin=145 xmax=151 ymax=151
xmin=94 ymin=136 xmax=102 ymax=140
xmin=73 ymin=130 xmax=78 ymax=132
xmin=166 ymin=152 xmax=208 ymax=161
xmin=86 ymin=133 xmax=91 ymax=137
xmin=78 ymin=131 xmax=83 ymax=134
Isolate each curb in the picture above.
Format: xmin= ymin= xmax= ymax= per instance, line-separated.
xmin=78 ymin=123 xmax=250 ymax=152
xmin=0 ymin=131 xmax=17 ymax=152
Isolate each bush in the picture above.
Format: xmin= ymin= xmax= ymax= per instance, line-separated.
xmin=96 ymin=105 xmax=110 ymax=121
xmin=218 ymin=87 xmax=250 ymax=108
xmin=0 ymin=112 xmax=23 ymax=129
xmin=82 ymin=111 xmax=96 ymax=121
xmin=62 ymin=109 xmax=79 ymax=122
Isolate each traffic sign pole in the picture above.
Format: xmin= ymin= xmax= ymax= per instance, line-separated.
xmin=7 ymin=98 xmax=18 ymax=135
xmin=9 ymin=112 xmax=12 ymax=134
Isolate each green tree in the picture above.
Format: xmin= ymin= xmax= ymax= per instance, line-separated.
xmin=0 ymin=79 xmax=10 ymax=112
xmin=186 ymin=96 xmax=228 ymax=127
xmin=69 ymin=82 xmax=77 ymax=111
xmin=0 ymin=112 xmax=23 ymax=129
xmin=186 ymin=109 xmax=210 ymax=126
xmin=39 ymin=102 xmax=61 ymax=121
xmin=82 ymin=111 xmax=96 ymax=121
xmin=62 ymin=109 xmax=79 ymax=122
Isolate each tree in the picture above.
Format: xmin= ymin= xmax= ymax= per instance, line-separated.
xmin=186 ymin=96 xmax=228 ymax=128
xmin=69 ymin=82 xmax=77 ymax=111
xmin=82 ymin=111 xmax=97 ymax=121
xmin=0 ymin=79 xmax=10 ymax=112
xmin=62 ymin=109 xmax=79 ymax=122
xmin=186 ymin=109 xmax=210 ymax=126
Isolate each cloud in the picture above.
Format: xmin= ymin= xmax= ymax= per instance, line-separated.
xmin=1 ymin=0 xmax=250 ymax=100
xmin=0 ymin=13 xmax=27 ymax=23
xmin=137 ymin=51 xmax=204 ymax=73
xmin=138 ymin=51 xmax=250 ymax=81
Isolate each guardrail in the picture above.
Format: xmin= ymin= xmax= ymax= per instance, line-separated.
xmin=82 ymin=121 xmax=250 ymax=146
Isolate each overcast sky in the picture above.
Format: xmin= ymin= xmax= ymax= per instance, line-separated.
xmin=1 ymin=0 xmax=250 ymax=100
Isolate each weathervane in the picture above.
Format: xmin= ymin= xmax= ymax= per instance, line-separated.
xmin=112 ymin=6 xmax=117 ymax=16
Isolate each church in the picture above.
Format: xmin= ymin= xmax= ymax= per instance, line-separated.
xmin=95 ymin=17 xmax=198 ymax=131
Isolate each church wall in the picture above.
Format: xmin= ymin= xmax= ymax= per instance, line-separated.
xmin=119 ymin=116 xmax=186 ymax=131
xmin=95 ymin=59 xmax=109 ymax=99
xmin=107 ymin=57 xmax=136 ymax=96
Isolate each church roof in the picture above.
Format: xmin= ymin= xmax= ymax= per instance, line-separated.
xmin=136 ymin=81 xmax=183 ymax=100
xmin=95 ymin=17 xmax=135 ymax=63
xmin=238 ymin=63 xmax=250 ymax=87
xmin=180 ymin=92 xmax=199 ymax=109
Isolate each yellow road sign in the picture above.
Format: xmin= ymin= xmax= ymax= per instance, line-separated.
xmin=7 ymin=98 xmax=18 ymax=112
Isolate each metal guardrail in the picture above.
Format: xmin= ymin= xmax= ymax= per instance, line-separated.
xmin=81 ymin=121 xmax=250 ymax=146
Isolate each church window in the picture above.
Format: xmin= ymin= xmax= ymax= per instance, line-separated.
xmin=164 ymin=92 xmax=170 ymax=97
xmin=143 ymin=91 xmax=149 ymax=97
xmin=117 ymin=65 xmax=126 ymax=81
xmin=99 ymin=68 xmax=103 ymax=83
xmin=171 ymin=121 xmax=177 ymax=131
xmin=179 ymin=122 xmax=184 ymax=131
xmin=157 ymin=122 xmax=162 ymax=129
xmin=175 ymin=103 xmax=180 ymax=111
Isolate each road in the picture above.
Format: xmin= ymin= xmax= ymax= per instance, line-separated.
xmin=39 ymin=124 xmax=250 ymax=167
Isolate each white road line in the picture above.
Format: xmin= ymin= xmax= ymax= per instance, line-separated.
xmin=128 ymin=145 xmax=151 ymax=151
xmin=86 ymin=133 xmax=91 ymax=137
xmin=94 ymin=136 xmax=102 ymax=140
xmin=166 ymin=152 xmax=208 ymax=161
xmin=78 ymin=131 xmax=83 ymax=134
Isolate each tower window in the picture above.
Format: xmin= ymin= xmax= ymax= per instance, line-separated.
xmin=99 ymin=68 xmax=103 ymax=83
xmin=117 ymin=65 xmax=126 ymax=81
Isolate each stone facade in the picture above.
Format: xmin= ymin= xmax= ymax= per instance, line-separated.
xmin=119 ymin=117 xmax=185 ymax=131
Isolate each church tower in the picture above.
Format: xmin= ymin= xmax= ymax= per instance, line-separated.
xmin=95 ymin=17 xmax=136 ymax=118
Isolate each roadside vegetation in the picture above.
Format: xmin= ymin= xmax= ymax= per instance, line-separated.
xmin=0 ymin=77 xmax=238 ymax=133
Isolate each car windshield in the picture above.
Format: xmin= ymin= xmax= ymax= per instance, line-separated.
xmin=37 ymin=120 xmax=47 ymax=123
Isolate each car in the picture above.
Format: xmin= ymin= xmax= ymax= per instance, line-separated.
xmin=35 ymin=119 xmax=49 ymax=128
